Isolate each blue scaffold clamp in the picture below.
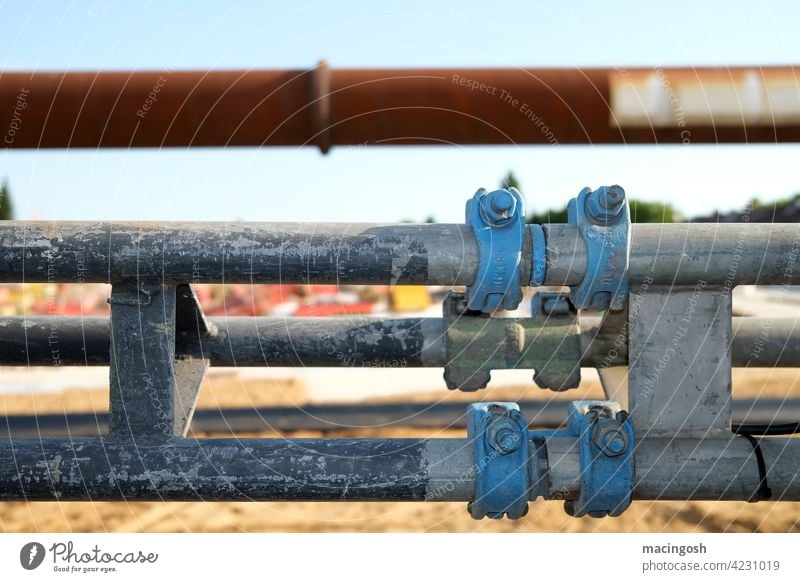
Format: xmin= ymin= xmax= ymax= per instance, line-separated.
xmin=467 ymin=402 xmax=531 ymax=519
xmin=465 ymin=188 xmax=526 ymax=313
xmin=563 ymin=400 xmax=634 ymax=518
xmin=567 ymin=185 xmax=631 ymax=311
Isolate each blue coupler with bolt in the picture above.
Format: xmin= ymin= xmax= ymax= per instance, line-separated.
xmin=465 ymin=188 xmax=526 ymax=313
xmin=562 ymin=401 xmax=634 ymax=517
xmin=467 ymin=402 xmax=531 ymax=519
xmin=468 ymin=400 xmax=634 ymax=520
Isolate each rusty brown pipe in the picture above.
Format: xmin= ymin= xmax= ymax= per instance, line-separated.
xmin=2 ymin=64 xmax=798 ymax=149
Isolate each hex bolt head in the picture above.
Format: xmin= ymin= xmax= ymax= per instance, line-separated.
xmin=592 ymin=424 xmax=629 ymax=457
xmin=496 ymin=428 xmax=520 ymax=453
xmin=487 ymin=416 xmax=522 ymax=455
xmin=600 ymin=185 xmax=625 ymax=209
xmin=491 ymin=189 xmax=515 ymax=214
xmin=480 ymin=189 xmax=517 ymax=225
xmin=603 ymin=431 xmax=627 ymax=456
xmin=585 ymin=185 xmax=626 ymax=225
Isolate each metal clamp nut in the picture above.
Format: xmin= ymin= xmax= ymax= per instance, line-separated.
xmin=488 ymin=415 xmax=523 ymax=455
xmin=585 ymin=185 xmax=626 ymax=225
xmin=592 ymin=423 xmax=629 ymax=457
xmin=480 ymin=189 xmax=518 ymax=225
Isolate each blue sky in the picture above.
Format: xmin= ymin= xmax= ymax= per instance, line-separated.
xmin=1 ymin=0 xmax=799 ymax=222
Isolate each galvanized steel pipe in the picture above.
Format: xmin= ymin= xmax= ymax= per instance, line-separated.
xmin=544 ymin=223 xmax=800 ymax=286
xmin=0 ymin=221 xmax=478 ymax=286
xmin=1 ymin=436 xmax=798 ymax=502
xmin=4 ymin=315 xmax=800 ymax=368
xmin=4 ymin=221 xmax=800 ymax=286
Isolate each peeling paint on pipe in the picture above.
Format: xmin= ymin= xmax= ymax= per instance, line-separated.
xmin=0 ymin=221 xmax=478 ymax=286
xmin=3 ymin=221 xmax=800 ymax=286
xmin=2 ymin=315 xmax=798 ymax=368
xmin=1 ymin=436 xmax=798 ymax=502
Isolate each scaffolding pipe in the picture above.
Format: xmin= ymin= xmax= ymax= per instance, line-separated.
xmin=3 ymin=222 xmax=800 ymax=286
xmin=3 ymin=315 xmax=799 ymax=368
xmin=0 ymin=398 xmax=797 ymax=437
xmin=1 ymin=436 xmax=798 ymax=502
xmin=2 ymin=66 xmax=798 ymax=149
xmin=543 ymin=223 xmax=800 ymax=287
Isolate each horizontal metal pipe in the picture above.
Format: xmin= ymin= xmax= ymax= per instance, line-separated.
xmin=731 ymin=316 xmax=800 ymax=368
xmin=3 ymin=66 xmax=798 ymax=149
xmin=0 ymin=437 xmax=474 ymax=501
xmin=545 ymin=223 xmax=800 ymax=286
xmin=1 ymin=399 xmax=797 ymax=438
xmin=582 ymin=315 xmax=800 ymax=368
xmin=5 ymin=221 xmax=800 ymax=287
xmin=1 ymin=435 xmax=798 ymax=502
xmin=547 ymin=436 xmax=800 ymax=501
xmin=203 ymin=317 xmax=445 ymax=367
xmin=4 ymin=315 xmax=799 ymax=368
xmin=631 ymin=437 xmax=800 ymax=501
xmin=0 ymin=221 xmax=477 ymax=285
xmin=0 ymin=316 xmax=443 ymax=366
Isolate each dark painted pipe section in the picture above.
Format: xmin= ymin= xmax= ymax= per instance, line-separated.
xmin=3 ymin=315 xmax=800 ymax=368
xmin=201 ymin=317 xmax=441 ymax=367
xmin=0 ymin=399 xmax=797 ymax=438
xmin=2 ymin=67 xmax=798 ymax=149
xmin=0 ymin=316 xmax=441 ymax=367
xmin=3 ymin=435 xmax=800 ymax=502
xmin=0 ymin=222 xmax=477 ymax=286
xmin=0 ymin=437 xmax=471 ymax=501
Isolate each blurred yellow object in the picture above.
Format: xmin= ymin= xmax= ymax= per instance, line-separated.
xmin=389 ymin=286 xmax=431 ymax=312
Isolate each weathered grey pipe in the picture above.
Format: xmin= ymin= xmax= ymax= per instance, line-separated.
xmin=4 ymin=315 xmax=800 ymax=368
xmin=544 ymin=223 xmax=800 ymax=286
xmin=1 ymin=436 xmax=798 ymax=502
xmin=548 ymin=436 xmax=800 ymax=501
xmin=632 ymin=437 xmax=800 ymax=501
xmin=0 ymin=438 xmax=474 ymax=501
xmin=0 ymin=316 xmax=441 ymax=367
xmin=4 ymin=221 xmax=800 ymax=286
xmin=0 ymin=221 xmax=479 ymax=286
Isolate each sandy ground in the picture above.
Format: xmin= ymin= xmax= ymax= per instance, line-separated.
xmin=1 ymin=369 xmax=799 ymax=533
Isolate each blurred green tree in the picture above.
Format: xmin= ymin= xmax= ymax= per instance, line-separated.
xmin=500 ymin=171 xmax=521 ymax=191
xmin=0 ymin=180 xmax=14 ymax=220
xmin=629 ymin=199 xmax=675 ymax=223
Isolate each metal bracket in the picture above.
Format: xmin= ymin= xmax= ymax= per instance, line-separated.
xmin=567 ymin=185 xmax=631 ymax=311
xmin=108 ymin=282 xmax=214 ymax=439
xmin=561 ymin=400 xmax=634 ymax=518
xmin=465 ymin=187 xmax=526 ymax=312
xmin=467 ymin=402 xmax=531 ymax=519
xmin=108 ymin=281 xmax=177 ymax=439
xmin=173 ymin=284 xmax=216 ymax=437
xmin=443 ymin=291 xmax=581 ymax=392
